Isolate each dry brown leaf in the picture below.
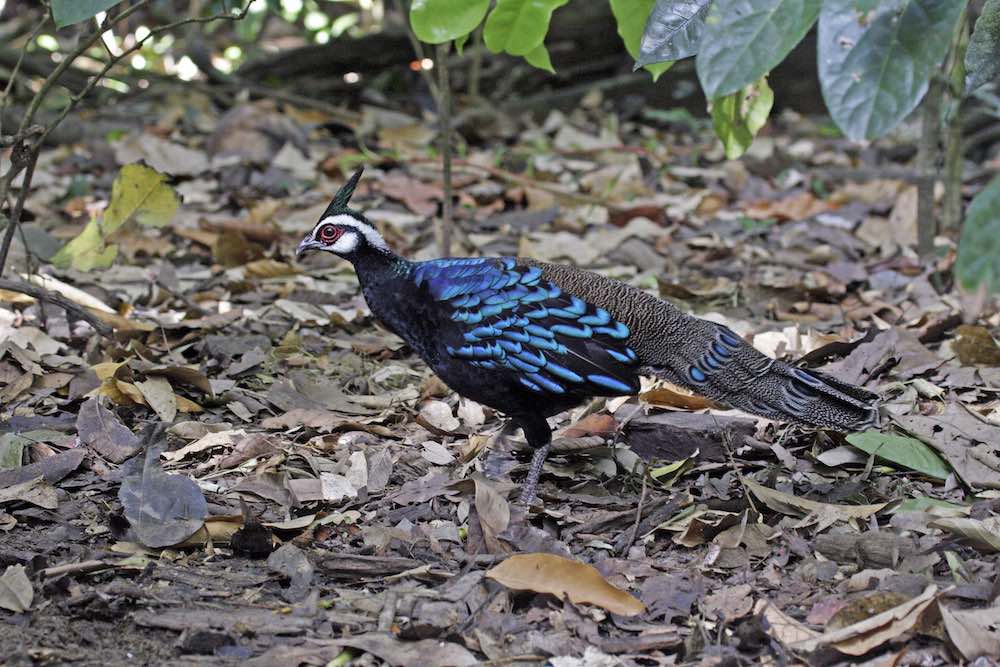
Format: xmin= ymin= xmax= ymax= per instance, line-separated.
xmin=640 ymin=384 xmax=718 ymax=411
xmin=939 ymin=602 xmax=1000 ymax=660
xmin=473 ymin=474 xmax=509 ymax=554
xmin=791 ymin=585 xmax=939 ymax=655
xmin=135 ymin=376 xmax=177 ymax=422
xmin=486 ymin=552 xmax=645 ymax=616
xmin=954 ymin=325 xmax=1000 ymax=366
xmin=744 ymin=191 xmax=833 ymax=221
xmin=561 ymin=413 xmax=617 ymax=438
xmin=755 ymin=599 xmax=821 ymax=646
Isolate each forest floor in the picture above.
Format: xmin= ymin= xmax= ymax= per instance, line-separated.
xmin=2 ymin=83 xmax=1000 ymax=667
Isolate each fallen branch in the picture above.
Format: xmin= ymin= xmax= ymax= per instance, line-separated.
xmin=0 ymin=278 xmax=114 ymax=338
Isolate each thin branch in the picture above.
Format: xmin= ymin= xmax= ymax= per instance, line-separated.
xmin=16 ymin=0 xmax=151 ymax=139
xmin=37 ymin=1 xmax=258 ymax=148
xmin=436 ymin=41 xmax=453 ymax=257
xmin=0 ymin=5 xmax=50 ymax=141
xmin=0 ymin=278 xmax=114 ymax=338
xmin=0 ymin=134 xmax=40 ymax=275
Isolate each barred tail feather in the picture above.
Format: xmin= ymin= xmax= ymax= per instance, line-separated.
xmin=642 ymin=325 xmax=879 ymax=432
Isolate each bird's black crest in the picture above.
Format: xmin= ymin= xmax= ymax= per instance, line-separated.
xmin=323 ymin=166 xmax=365 ymax=218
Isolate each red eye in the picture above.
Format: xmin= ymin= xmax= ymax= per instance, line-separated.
xmin=317 ymin=224 xmax=341 ymax=242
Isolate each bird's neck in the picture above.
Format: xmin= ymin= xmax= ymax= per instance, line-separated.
xmin=350 ymin=244 xmax=410 ymax=283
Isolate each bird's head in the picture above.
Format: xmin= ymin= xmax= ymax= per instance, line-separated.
xmin=296 ymin=167 xmax=388 ymax=260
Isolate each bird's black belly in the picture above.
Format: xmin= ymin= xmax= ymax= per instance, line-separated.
xmin=428 ymin=359 xmax=584 ymax=419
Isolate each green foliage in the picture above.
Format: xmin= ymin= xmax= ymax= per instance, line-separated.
xmin=636 ymin=0 xmax=711 ymax=66
xmin=102 ymin=164 xmax=178 ymax=233
xmin=51 ymin=164 xmax=178 ymax=272
xmin=51 ymin=0 xmax=122 ymax=28
xmin=846 ymin=431 xmax=952 ymax=480
xmin=817 ymin=0 xmax=965 ymax=141
xmin=410 ymin=0 xmax=490 ymax=44
xmin=483 ymin=0 xmax=569 ymax=67
xmin=955 ymin=174 xmax=1000 ymax=295
xmin=696 ymin=0 xmax=820 ymax=98
xmin=966 ymin=0 xmax=1000 ymax=92
xmin=610 ymin=0 xmax=672 ymax=80
xmin=709 ymin=76 xmax=772 ymax=159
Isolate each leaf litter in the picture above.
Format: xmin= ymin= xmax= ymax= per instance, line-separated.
xmin=0 ymin=69 xmax=999 ymax=667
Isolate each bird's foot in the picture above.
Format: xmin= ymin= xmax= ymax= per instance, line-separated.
xmin=517 ymin=443 xmax=550 ymax=506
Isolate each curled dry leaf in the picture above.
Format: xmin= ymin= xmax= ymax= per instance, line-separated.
xmin=791 ymin=584 xmax=939 ymax=656
xmin=486 ymin=552 xmax=645 ymax=616
xmin=742 ymin=477 xmax=887 ymax=531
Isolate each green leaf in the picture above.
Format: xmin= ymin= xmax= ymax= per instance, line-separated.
xmin=892 ymin=497 xmax=968 ymax=516
xmin=610 ymin=0 xmax=673 ymax=80
xmin=846 ymin=431 xmax=952 ymax=480
xmin=636 ymin=0 xmax=711 ymax=66
xmin=818 ymin=0 xmax=965 ymax=141
xmin=483 ymin=0 xmax=569 ymax=57
xmin=0 ymin=434 xmax=25 ymax=470
xmin=955 ymin=174 xmax=1000 ymax=295
xmin=966 ymin=0 xmax=1000 ymax=92
xmin=410 ymin=0 xmax=490 ymax=44
xmin=523 ymin=43 xmax=555 ymax=73
xmin=696 ymin=0 xmax=820 ymax=98
xmin=103 ymin=163 xmax=178 ymax=234
xmin=709 ymin=75 xmax=773 ymax=159
xmin=50 ymin=219 xmax=118 ymax=272
xmin=51 ymin=0 xmax=122 ymax=28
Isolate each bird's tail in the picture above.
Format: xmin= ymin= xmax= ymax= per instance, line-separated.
xmin=643 ymin=323 xmax=879 ymax=432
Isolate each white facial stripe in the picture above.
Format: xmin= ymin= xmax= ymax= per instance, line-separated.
xmin=329 ymin=232 xmax=359 ymax=254
xmin=316 ymin=214 xmax=388 ymax=251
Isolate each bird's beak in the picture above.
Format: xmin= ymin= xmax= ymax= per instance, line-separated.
xmin=296 ymin=237 xmax=320 ymax=258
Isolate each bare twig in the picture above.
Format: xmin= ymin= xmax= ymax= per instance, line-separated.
xmin=436 ymin=41 xmax=453 ymax=256
xmin=0 ymin=278 xmax=114 ymax=338
xmin=36 ymin=1 xmax=257 ymax=149
xmin=0 ymin=6 xmax=50 ymax=141
xmin=0 ymin=133 xmax=41 ymax=275
xmin=618 ymin=464 xmax=648 ymax=556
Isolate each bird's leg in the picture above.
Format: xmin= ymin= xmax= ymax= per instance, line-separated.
xmin=516 ymin=414 xmax=552 ymax=506
xmin=518 ymin=443 xmax=550 ymax=506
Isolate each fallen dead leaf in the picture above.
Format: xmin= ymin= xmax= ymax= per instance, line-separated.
xmin=486 ymin=552 xmax=645 ymax=616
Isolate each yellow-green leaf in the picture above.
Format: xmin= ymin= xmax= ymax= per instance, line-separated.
xmin=610 ymin=0 xmax=673 ymax=81
xmin=103 ymin=163 xmax=178 ymax=234
xmin=523 ymin=42 xmax=554 ymax=73
xmin=710 ymin=75 xmax=773 ymax=159
xmin=50 ymin=219 xmax=118 ymax=271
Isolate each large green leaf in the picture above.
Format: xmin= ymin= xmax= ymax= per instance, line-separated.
xmin=966 ymin=0 xmax=1000 ymax=92
xmin=818 ymin=0 xmax=965 ymax=141
xmin=636 ymin=0 xmax=711 ymax=66
xmin=610 ymin=0 xmax=673 ymax=80
xmin=410 ymin=0 xmax=490 ymax=44
xmin=102 ymin=163 xmax=178 ymax=235
xmin=483 ymin=0 xmax=569 ymax=57
xmin=710 ymin=75 xmax=772 ymax=159
xmin=51 ymin=0 xmax=121 ymax=28
xmin=955 ymin=174 xmax=1000 ymax=295
xmin=696 ymin=0 xmax=820 ymax=98
xmin=846 ymin=431 xmax=952 ymax=480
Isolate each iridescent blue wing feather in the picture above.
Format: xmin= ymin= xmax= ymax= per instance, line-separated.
xmin=411 ymin=258 xmax=640 ymax=397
